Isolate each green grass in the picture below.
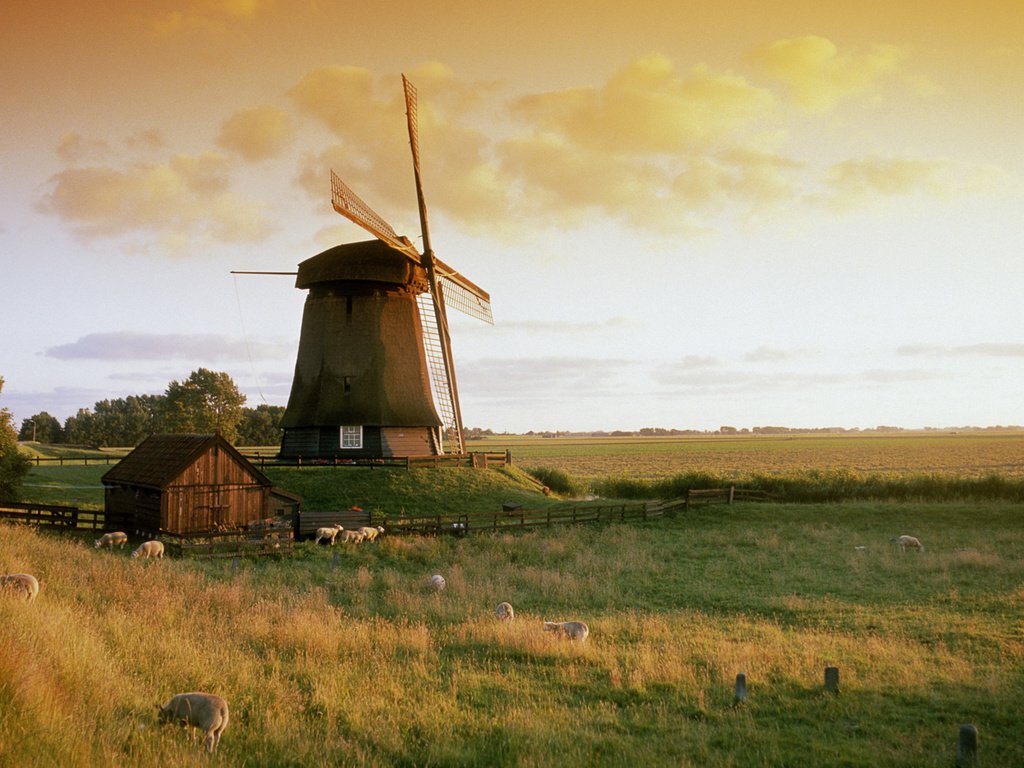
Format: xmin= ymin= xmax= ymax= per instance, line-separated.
xmin=2 ymin=502 xmax=1023 ymax=766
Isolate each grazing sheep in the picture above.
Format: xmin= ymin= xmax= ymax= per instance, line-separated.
xmin=131 ymin=540 xmax=164 ymax=559
xmin=429 ymin=574 xmax=446 ymax=592
xmin=94 ymin=531 xmax=128 ymax=550
xmin=495 ymin=601 xmax=514 ymax=622
xmin=0 ymin=573 xmax=40 ymax=602
xmin=341 ymin=529 xmax=366 ymax=544
xmin=314 ymin=525 xmax=344 ymax=545
xmin=891 ymin=535 xmax=925 ymax=553
xmin=157 ymin=692 xmax=229 ymax=753
xmin=543 ymin=620 xmax=589 ymax=642
xmin=358 ymin=526 xmax=380 ymax=542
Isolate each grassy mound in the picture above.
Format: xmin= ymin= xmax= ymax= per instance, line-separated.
xmin=263 ymin=465 xmax=551 ymax=516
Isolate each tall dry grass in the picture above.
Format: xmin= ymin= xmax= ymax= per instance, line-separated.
xmin=2 ymin=503 xmax=1023 ymax=766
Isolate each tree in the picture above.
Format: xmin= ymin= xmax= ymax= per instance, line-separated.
xmin=0 ymin=378 xmax=32 ymax=500
xmin=91 ymin=394 xmax=163 ymax=447
xmin=160 ymin=369 xmax=247 ymax=442
xmin=63 ymin=408 xmax=96 ymax=446
xmin=237 ymin=404 xmax=286 ymax=446
xmin=18 ymin=411 xmax=63 ymax=443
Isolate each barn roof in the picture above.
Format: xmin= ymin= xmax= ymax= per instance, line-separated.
xmin=101 ymin=433 xmax=272 ymax=490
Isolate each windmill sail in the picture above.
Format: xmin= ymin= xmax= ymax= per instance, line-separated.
xmin=403 ymin=74 xmax=467 ymax=454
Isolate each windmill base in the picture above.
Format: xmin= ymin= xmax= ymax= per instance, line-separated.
xmin=279 ymin=425 xmax=440 ymax=460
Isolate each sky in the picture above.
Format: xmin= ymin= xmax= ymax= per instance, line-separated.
xmin=1 ymin=0 xmax=1022 ymax=434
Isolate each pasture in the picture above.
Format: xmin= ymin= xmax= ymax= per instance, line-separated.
xmin=487 ymin=430 xmax=1024 ymax=482
xmin=2 ymin=500 xmax=1023 ymax=766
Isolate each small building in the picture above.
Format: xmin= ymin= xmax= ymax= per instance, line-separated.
xmin=102 ymin=433 xmax=286 ymax=537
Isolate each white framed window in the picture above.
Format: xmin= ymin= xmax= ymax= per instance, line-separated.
xmin=340 ymin=425 xmax=363 ymax=449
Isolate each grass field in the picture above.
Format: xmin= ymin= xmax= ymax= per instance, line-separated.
xmin=2 ymin=501 xmax=1022 ymax=766
xmin=478 ymin=431 xmax=1024 ymax=482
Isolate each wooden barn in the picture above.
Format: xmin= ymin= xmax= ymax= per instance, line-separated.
xmin=102 ymin=433 xmax=284 ymax=537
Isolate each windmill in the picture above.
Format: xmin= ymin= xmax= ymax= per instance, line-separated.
xmin=277 ymin=75 xmax=492 ymax=459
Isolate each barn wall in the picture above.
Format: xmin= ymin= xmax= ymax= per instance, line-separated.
xmin=161 ymin=445 xmax=270 ymax=534
xmin=104 ymin=486 xmax=160 ymax=534
xmin=164 ymin=484 xmax=267 ymax=533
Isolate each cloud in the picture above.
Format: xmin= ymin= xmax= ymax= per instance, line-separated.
xmin=511 ymin=54 xmax=776 ymax=155
xmin=45 ymin=332 xmax=292 ymax=362
xmin=749 ymin=36 xmax=905 ymax=113
xmin=216 ymin=106 xmax=295 ymax=160
xmin=56 ymin=133 xmax=111 ymax=163
xmin=290 ymin=65 xmax=509 ymax=231
xmin=897 ymin=343 xmax=1024 ymax=358
xmin=821 ymin=155 xmax=1012 ymax=211
xmin=482 ymin=317 xmax=643 ymax=335
xmin=38 ymin=151 xmax=273 ymax=247
xmin=460 ymin=356 xmax=637 ymax=399
xmin=150 ymin=0 xmax=268 ymax=37
xmin=651 ymin=362 xmax=943 ymax=393
xmin=743 ymin=346 xmax=816 ymax=363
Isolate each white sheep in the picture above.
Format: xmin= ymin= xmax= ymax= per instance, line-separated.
xmin=341 ymin=529 xmax=366 ymax=544
xmin=314 ymin=524 xmax=343 ymax=545
xmin=429 ymin=574 xmax=446 ymax=592
xmin=495 ymin=601 xmax=514 ymax=622
xmin=0 ymin=573 xmax=40 ymax=602
xmin=358 ymin=526 xmax=384 ymax=542
xmin=157 ymin=691 xmax=230 ymax=753
xmin=131 ymin=540 xmax=164 ymax=559
xmin=94 ymin=531 xmax=128 ymax=549
xmin=543 ymin=620 xmax=589 ymax=642
xmin=891 ymin=534 xmax=925 ymax=553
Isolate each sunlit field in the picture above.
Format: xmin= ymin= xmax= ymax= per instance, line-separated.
xmin=476 ymin=431 xmax=1024 ymax=482
xmin=2 ymin=501 xmax=1023 ymax=767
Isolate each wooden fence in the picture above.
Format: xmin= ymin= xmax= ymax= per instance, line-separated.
xmin=0 ymin=501 xmax=107 ymax=530
xmin=686 ymin=487 xmax=776 ymax=507
xmin=25 ymin=456 xmax=121 ymax=466
xmin=161 ymin=523 xmax=294 ymax=558
xmin=374 ymin=498 xmax=688 ymax=536
xmin=243 ymin=451 xmax=512 ymax=470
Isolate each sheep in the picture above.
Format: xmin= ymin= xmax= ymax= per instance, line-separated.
xmin=341 ymin=529 xmax=366 ymax=544
xmin=890 ymin=535 xmax=925 ymax=553
xmin=495 ymin=601 xmax=514 ymax=622
xmin=131 ymin=540 xmax=164 ymax=559
xmin=314 ymin=524 xmax=344 ymax=545
xmin=157 ymin=692 xmax=229 ymax=753
xmin=358 ymin=526 xmax=381 ymax=542
xmin=429 ymin=574 xmax=446 ymax=592
xmin=94 ymin=531 xmax=128 ymax=550
xmin=543 ymin=620 xmax=589 ymax=642
xmin=0 ymin=573 xmax=40 ymax=602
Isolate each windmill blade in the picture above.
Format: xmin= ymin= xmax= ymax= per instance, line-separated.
xmin=438 ymin=275 xmax=493 ymax=324
xmin=403 ymin=74 xmax=433 ymax=258
xmin=330 ymin=170 xmax=421 ymax=262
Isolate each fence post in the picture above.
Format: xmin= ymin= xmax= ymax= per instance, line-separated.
xmin=824 ymin=666 xmax=840 ymax=694
xmin=728 ymin=486 xmax=735 ymax=504
xmin=734 ymin=673 xmax=748 ymax=704
xmin=956 ymin=724 xmax=978 ymax=767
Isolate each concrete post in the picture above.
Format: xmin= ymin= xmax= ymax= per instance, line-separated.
xmin=734 ymin=673 xmax=748 ymax=704
xmin=956 ymin=724 xmax=978 ymax=767
xmin=824 ymin=666 xmax=840 ymax=694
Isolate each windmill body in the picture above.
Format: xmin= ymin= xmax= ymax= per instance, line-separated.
xmin=279 ymin=240 xmax=442 ymax=458
xmin=277 ymin=75 xmax=492 ymax=460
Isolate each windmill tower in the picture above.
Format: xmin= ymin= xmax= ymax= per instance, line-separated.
xmin=279 ymin=75 xmax=493 ymax=460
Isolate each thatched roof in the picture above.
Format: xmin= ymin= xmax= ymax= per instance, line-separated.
xmin=296 ymin=240 xmax=428 ymax=291
xmin=101 ymin=433 xmax=272 ymax=490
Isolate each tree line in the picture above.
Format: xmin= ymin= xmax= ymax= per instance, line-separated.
xmin=16 ymin=368 xmax=285 ymax=448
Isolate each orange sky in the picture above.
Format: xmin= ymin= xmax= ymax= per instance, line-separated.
xmin=2 ymin=1 xmax=1022 ymax=431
